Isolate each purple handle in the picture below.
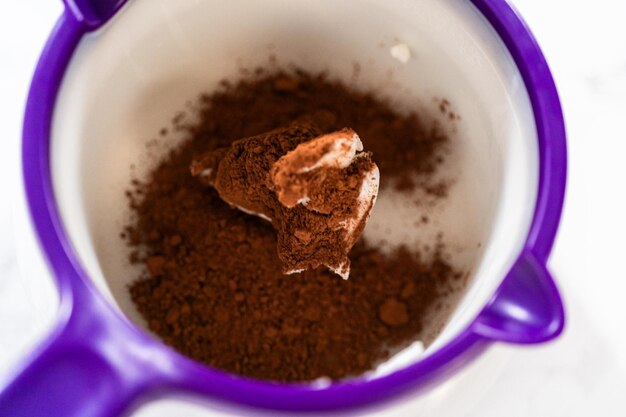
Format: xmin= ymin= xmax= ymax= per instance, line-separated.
xmin=0 ymin=282 xmax=173 ymax=417
xmin=472 ymin=251 xmax=564 ymax=343
xmin=0 ymin=329 xmax=137 ymax=417
xmin=0 ymin=276 xmax=170 ymax=417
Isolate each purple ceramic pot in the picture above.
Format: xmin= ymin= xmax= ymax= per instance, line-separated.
xmin=0 ymin=0 xmax=566 ymax=415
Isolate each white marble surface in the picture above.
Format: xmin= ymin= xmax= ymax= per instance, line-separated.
xmin=1 ymin=1 xmax=625 ymax=416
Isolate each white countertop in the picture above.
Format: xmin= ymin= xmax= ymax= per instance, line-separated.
xmin=1 ymin=1 xmax=625 ymax=416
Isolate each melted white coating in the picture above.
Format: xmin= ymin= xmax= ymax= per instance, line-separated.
xmin=298 ymin=133 xmax=363 ymax=173
xmin=341 ymin=164 xmax=380 ymax=239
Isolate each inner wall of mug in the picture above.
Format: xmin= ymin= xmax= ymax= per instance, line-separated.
xmin=51 ymin=0 xmax=537 ymax=377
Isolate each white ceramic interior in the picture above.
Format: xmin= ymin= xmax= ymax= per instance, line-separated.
xmin=50 ymin=0 xmax=538 ymax=379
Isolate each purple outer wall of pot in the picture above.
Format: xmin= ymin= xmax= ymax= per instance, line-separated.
xmin=0 ymin=0 xmax=567 ymax=415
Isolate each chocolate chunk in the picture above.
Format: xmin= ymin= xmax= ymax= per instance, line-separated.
xmin=191 ymin=123 xmax=379 ymax=279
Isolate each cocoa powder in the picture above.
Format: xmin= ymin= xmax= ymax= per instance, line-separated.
xmin=125 ymin=70 xmax=459 ymax=382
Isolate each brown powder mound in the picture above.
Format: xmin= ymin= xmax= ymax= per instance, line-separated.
xmin=128 ymin=198 xmax=456 ymax=381
xmin=191 ymin=123 xmax=379 ymax=278
xmin=125 ymin=70 xmax=457 ymax=382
